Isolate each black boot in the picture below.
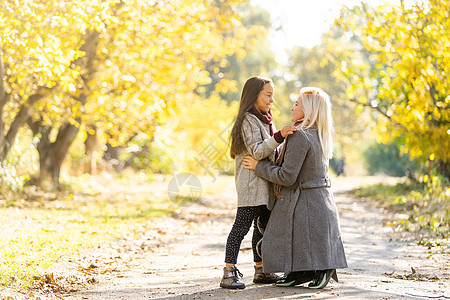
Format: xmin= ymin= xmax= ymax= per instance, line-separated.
xmin=308 ymin=269 xmax=337 ymax=289
xmin=276 ymin=271 xmax=315 ymax=287
xmin=220 ymin=266 xmax=245 ymax=289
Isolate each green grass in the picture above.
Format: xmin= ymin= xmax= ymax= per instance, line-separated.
xmin=0 ymin=172 xmax=233 ymax=289
xmin=354 ymin=182 xmax=413 ymax=209
xmin=352 ymin=177 xmax=450 ymax=238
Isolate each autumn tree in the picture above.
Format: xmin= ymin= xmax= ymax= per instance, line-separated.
xmin=0 ymin=0 xmax=116 ymax=189
xmin=85 ymin=0 xmax=249 ymax=172
xmin=279 ymin=44 xmax=374 ymax=173
xmin=0 ymin=0 xmax=91 ymax=162
xmin=327 ymin=0 xmax=450 ymax=178
xmin=197 ymin=3 xmax=277 ymax=103
xmin=1 ymin=0 xmax=251 ymax=188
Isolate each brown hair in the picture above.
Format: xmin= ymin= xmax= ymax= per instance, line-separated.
xmin=229 ymin=76 xmax=273 ymax=159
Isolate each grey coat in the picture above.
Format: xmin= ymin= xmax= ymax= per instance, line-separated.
xmin=235 ymin=113 xmax=281 ymax=208
xmin=255 ymin=129 xmax=348 ymax=274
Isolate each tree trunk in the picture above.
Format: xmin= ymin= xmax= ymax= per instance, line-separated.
xmin=84 ymin=127 xmax=98 ymax=174
xmin=29 ymin=121 xmax=80 ymax=189
xmin=46 ymin=123 xmax=79 ymax=188
xmin=103 ymin=142 xmax=125 ymax=171
xmin=0 ymin=49 xmax=57 ymax=161
xmin=0 ymin=51 xmax=7 ymax=151
xmin=102 ymin=134 xmax=138 ymax=172
xmin=437 ymin=160 xmax=450 ymax=181
xmin=0 ymin=90 xmax=52 ymax=160
xmin=31 ymin=30 xmax=100 ymax=189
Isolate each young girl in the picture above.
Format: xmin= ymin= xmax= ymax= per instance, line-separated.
xmin=220 ymin=76 xmax=297 ymax=289
xmin=243 ymin=87 xmax=348 ymax=289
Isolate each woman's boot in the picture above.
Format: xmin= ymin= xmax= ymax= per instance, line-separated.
xmin=276 ymin=271 xmax=315 ymax=286
xmin=308 ymin=269 xmax=336 ymax=289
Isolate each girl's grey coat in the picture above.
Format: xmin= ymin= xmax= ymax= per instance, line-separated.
xmin=235 ymin=112 xmax=281 ymax=208
xmin=255 ymin=129 xmax=347 ymax=274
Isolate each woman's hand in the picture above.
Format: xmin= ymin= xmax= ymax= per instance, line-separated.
xmin=280 ymin=125 xmax=297 ymax=137
xmin=243 ymin=156 xmax=258 ymax=170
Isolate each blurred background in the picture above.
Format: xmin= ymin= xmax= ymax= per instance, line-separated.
xmin=0 ymin=0 xmax=448 ymax=190
xmin=1 ymin=0 xmax=449 ymax=289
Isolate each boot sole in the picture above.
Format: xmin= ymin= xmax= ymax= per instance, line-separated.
xmin=220 ymin=283 xmax=245 ymax=289
xmin=276 ymin=279 xmax=296 ymax=286
xmin=253 ymin=279 xmax=278 ymax=284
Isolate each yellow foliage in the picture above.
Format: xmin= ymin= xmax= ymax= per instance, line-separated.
xmin=166 ymin=93 xmax=238 ymax=175
xmin=328 ymin=0 xmax=450 ymax=165
xmin=1 ymin=0 xmax=251 ymax=158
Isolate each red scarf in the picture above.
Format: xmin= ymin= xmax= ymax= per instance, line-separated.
xmin=249 ymin=107 xmax=274 ymax=136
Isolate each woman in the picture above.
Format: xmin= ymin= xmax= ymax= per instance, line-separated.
xmin=243 ymin=87 xmax=347 ymax=289
xmin=220 ymin=76 xmax=297 ymax=289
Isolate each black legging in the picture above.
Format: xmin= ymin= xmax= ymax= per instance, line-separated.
xmin=224 ymin=205 xmax=271 ymax=264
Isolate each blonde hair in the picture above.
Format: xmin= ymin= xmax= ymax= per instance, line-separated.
xmin=298 ymin=87 xmax=334 ymax=160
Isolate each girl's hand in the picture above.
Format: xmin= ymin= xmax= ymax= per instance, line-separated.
xmin=280 ymin=125 xmax=297 ymax=137
xmin=243 ymin=156 xmax=258 ymax=170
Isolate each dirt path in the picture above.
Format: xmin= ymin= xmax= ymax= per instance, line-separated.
xmin=63 ymin=176 xmax=449 ymax=300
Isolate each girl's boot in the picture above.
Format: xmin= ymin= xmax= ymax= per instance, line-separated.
xmin=220 ymin=266 xmax=245 ymax=289
xmin=253 ymin=265 xmax=282 ymax=284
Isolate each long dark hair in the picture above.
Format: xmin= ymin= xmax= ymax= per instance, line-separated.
xmin=229 ymin=76 xmax=273 ymax=159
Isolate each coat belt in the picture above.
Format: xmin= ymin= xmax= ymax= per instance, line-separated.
xmin=288 ymin=177 xmax=331 ymax=190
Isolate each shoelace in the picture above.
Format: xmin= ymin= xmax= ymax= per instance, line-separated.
xmin=234 ymin=267 xmax=243 ymax=278
xmin=229 ymin=267 xmax=243 ymax=284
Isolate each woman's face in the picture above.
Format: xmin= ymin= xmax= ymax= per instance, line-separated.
xmin=291 ymin=96 xmax=305 ymax=123
xmin=254 ymin=83 xmax=274 ymax=113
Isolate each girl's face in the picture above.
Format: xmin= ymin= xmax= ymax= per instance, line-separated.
xmin=291 ymin=96 xmax=305 ymax=123
xmin=254 ymin=83 xmax=274 ymax=113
